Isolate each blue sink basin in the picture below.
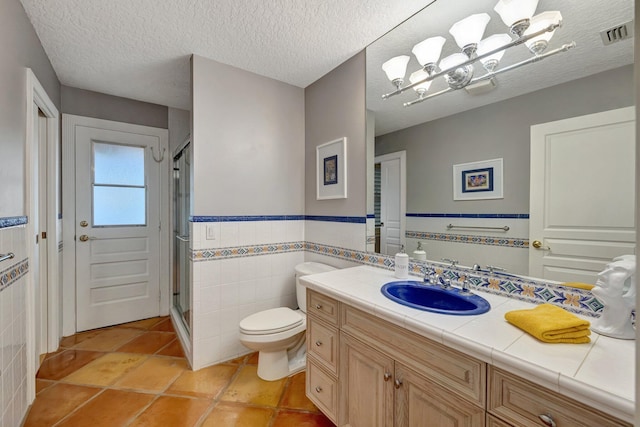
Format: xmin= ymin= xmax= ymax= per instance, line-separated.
xmin=381 ymin=281 xmax=490 ymax=315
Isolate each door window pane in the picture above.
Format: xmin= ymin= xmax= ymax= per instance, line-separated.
xmin=93 ymin=187 xmax=146 ymax=226
xmin=93 ymin=142 xmax=147 ymax=226
xmin=94 ymin=142 xmax=144 ymax=186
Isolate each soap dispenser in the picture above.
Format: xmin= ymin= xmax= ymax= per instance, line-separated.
xmin=395 ymin=245 xmax=409 ymax=279
xmin=413 ymin=241 xmax=427 ymax=261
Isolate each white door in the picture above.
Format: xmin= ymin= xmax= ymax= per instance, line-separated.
xmin=376 ymin=152 xmax=406 ymax=256
xmin=529 ymin=107 xmax=636 ymax=283
xmin=75 ymin=125 xmax=162 ymax=331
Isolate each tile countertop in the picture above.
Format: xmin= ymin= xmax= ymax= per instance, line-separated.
xmin=300 ymin=265 xmax=635 ymax=424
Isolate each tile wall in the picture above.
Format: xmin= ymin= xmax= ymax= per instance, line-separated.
xmin=189 ymin=217 xmax=365 ymax=370
xmin=0 ymin=222 xmax=28 ymax=427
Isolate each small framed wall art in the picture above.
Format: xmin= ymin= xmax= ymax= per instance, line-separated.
xmin=453 ymin=158 xmax=503 ymax=200
xmin=316 ymin=137 xmax=347 ymax=200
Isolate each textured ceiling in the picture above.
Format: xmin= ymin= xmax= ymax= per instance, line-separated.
xmin=19 ymin=0 xmax=432 ymax=110
xmin=367 ymin=0 xmax=635 ymax=135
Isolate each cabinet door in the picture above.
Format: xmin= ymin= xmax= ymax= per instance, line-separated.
xmin=340 ymin=333 xmax=394 ymax=427
xmin=395 ymin=364 xmax=485 ymax=427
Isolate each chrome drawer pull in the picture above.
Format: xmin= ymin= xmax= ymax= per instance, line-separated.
xmin=315 ymin=304 xmax=322 ymax=309
xmin=538 ymin=414 xmax=556 ymax=427
xmin=315 ymin=386 xmax=323 ymax=393
xmin=383 ymin=372 xmax=392 ymax=382
xmin=315 ymin=341 xmax=323 ymax=347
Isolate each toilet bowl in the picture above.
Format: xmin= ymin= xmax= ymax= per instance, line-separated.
xmin=239 ymin=262 xmax=336 ymax=381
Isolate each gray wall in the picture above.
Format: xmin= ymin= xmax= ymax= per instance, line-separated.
xmin=191 ymin=55 xmax=305 ymax=215
xmin=376 ymin=65 xmax=634 ymax=214
xmin=61 ymin=85 xmax=168 ymax=129
xmin=0 ymin=0 xmax=60 ymax=217
xmin=305 ymin=51 xmax=367 ymax=217
xmin=169 ymin=107 xmax=190 ymax=155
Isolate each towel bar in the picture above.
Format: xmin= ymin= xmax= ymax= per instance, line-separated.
xmin=446 ymin=224 xmax=509 ymax=231
xmin=0 ymin=253 xmax=15 ymax=263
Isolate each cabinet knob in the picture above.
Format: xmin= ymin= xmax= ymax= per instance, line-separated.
xmin=394 ymin=379 xmax=403 ymax=389
xmin=315 ymin=386 xmax=323 ymax=393
xmin=538 ymin=414 xmax=556 ymax=427
xmin=315 ymin=304 xmax=322 ymax=310
xmin=315 ymin=341 xmax=323 ymax=347
xmin=383 ymin=372 xmax=392 ymax=382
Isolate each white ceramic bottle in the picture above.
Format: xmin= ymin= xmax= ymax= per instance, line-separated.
xmin=395 ymin=245 xmax=409 ymax=279
xmin=413 ymin=241 xmax=427 ymax=261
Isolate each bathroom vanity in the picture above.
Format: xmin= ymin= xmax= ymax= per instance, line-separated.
xmin=301 ymin=266 xmax=634 ymax=427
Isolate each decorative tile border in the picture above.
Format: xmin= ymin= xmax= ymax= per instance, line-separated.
xmin=193 ymin=241 xmax=305 ymax=261
xmin=190 ymin=240 xmax=603 ymax=317
xmin=0 ymin=258 xmax=29 ymax=293
xmin=0 ymin=216 xmax=28 ymax=229
xmin=407 ymin=231 xmax=529 ymax=249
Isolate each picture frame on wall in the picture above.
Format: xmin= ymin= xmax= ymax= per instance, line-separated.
xmin=453 ymin=158 xmax=503 ymax=200
xmin=316 ymin=137 xmax=347 ymax=200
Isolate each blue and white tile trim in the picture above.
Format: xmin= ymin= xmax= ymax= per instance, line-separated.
xmin=0 ymin=258 xmax=29 ymax=293
xmin=190 ymin=215 xmax=364 ymax=223
xmin=407 ymin=230 xmax=529 ymax=249
xmin=191 ymin=238 xmax=603 ymax=317
xmin=406 ymin=213 xmax=530 ymax=219
xmin=0 ymin=216 xmax=28 ymax=229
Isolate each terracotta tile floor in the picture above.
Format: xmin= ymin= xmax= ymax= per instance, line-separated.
xmin=24 ymin=317 xmax=335 ymax=427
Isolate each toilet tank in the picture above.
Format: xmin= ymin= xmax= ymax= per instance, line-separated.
xmin=295 ymin=262 xmax=336 ymax=313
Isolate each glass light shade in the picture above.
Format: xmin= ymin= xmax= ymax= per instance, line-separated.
xmin=409 ymin=69 xmax=432 ymax=93
xmin=449 ymin=13 xmax=491 ymax=49
xmin=382 ymin=55 xmax=410 ymax=82
xmin=477 ymin=33 xmax=512 ymax=65
xmin=411 ymin=36 xmax=446 ymax=67
xmin=494 ymin=0 xmax=539 ymax=27
xmin=439 ymin=53 xmax=468 ymax=71
xmin=523 ymin=11 xmax=562 ymax=53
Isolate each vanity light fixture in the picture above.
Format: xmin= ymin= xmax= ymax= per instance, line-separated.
xmin=381 ymin=1 xmax=576 ymax=107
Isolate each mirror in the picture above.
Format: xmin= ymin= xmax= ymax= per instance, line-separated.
xmin=365 ymin=0 xmax=635 ymax=279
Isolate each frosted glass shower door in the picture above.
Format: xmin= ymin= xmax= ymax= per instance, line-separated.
xmin=173 ymin=142 xmax=191 ymax=332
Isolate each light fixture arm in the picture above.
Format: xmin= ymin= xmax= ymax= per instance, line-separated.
xmin=382 ymin=22 xmax=562 ymax=100
xmin=403 ymin=41 xmax=576 ymax=107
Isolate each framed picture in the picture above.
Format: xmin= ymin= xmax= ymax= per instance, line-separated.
xmin=316 ymin=137 xmax=347 ymax=200
xmin=453 ymin=158 xmax=503 ymax=200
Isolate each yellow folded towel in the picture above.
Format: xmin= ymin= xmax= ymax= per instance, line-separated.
xmin=504 ymin=303 xmax=591 ymax=344
xmin=561 ymin=282 xmax=595 ymax=291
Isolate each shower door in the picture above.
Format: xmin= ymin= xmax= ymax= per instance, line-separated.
xmin=173 ymin=141 xmax=191 ymax=332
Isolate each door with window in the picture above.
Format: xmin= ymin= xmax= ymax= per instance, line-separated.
xmin=75 ymin=125 xmax=162 ymax=331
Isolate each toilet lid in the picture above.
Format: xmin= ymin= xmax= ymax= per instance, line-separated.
xmin=239 ymin=307 xmax=304 ymax=335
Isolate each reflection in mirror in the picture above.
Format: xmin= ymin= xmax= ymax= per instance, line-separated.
xmin=365 ymin=0 xmax=635 ymax=283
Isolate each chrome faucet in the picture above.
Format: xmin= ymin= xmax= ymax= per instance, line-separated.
xmin=486 ymin=265 xmax=506 ymax=274
xmin=460 ymin=279 xmax=472 ymax=295
xmin=442 ymin=258 xmax=459 ymax=268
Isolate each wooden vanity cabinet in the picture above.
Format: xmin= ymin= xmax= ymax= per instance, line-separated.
xmin=305 ymin=289 xmax=631 ymax=427
xmin=488 ymin=367 xmax=632 ymax=427
xmin=306 ymin=290 xmax=485 ymax=427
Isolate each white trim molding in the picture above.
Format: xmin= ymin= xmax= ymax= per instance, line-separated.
xmin=25 ymin=68 xmax=60 ymax=404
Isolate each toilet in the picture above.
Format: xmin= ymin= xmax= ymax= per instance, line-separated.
xmin=239 ymin=261 xmax=336 ymax=381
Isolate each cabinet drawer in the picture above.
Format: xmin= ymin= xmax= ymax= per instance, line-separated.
xmin=307 ymin=317 xmax=339 ymax=374
xmin=487 ymin=414 xmax=512 ymax=427
xmin=341 ymin=304 xmax=485 ymax=406
xmin=307 ymin=290 xmax=339 ymax=325
xmin=488 ymin=367 xmax=632 ymax=427
xmin=307 ymin=357 xmax=338 ymax=424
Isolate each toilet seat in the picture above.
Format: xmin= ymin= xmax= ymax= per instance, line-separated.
xmin=239 ymin=307 xmax=303 ymax=335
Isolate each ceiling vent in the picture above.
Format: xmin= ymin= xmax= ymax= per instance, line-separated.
xmin=600 ymin=21 xmax=634 ymax=45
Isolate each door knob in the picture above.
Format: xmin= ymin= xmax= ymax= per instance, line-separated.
xmin=80 ymin=220 xmax=88 ymax=227
xmin=79 ymin=235 xmax=89 ymax=242
xmin=532 ymin=240 xmax=551 ymax=250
